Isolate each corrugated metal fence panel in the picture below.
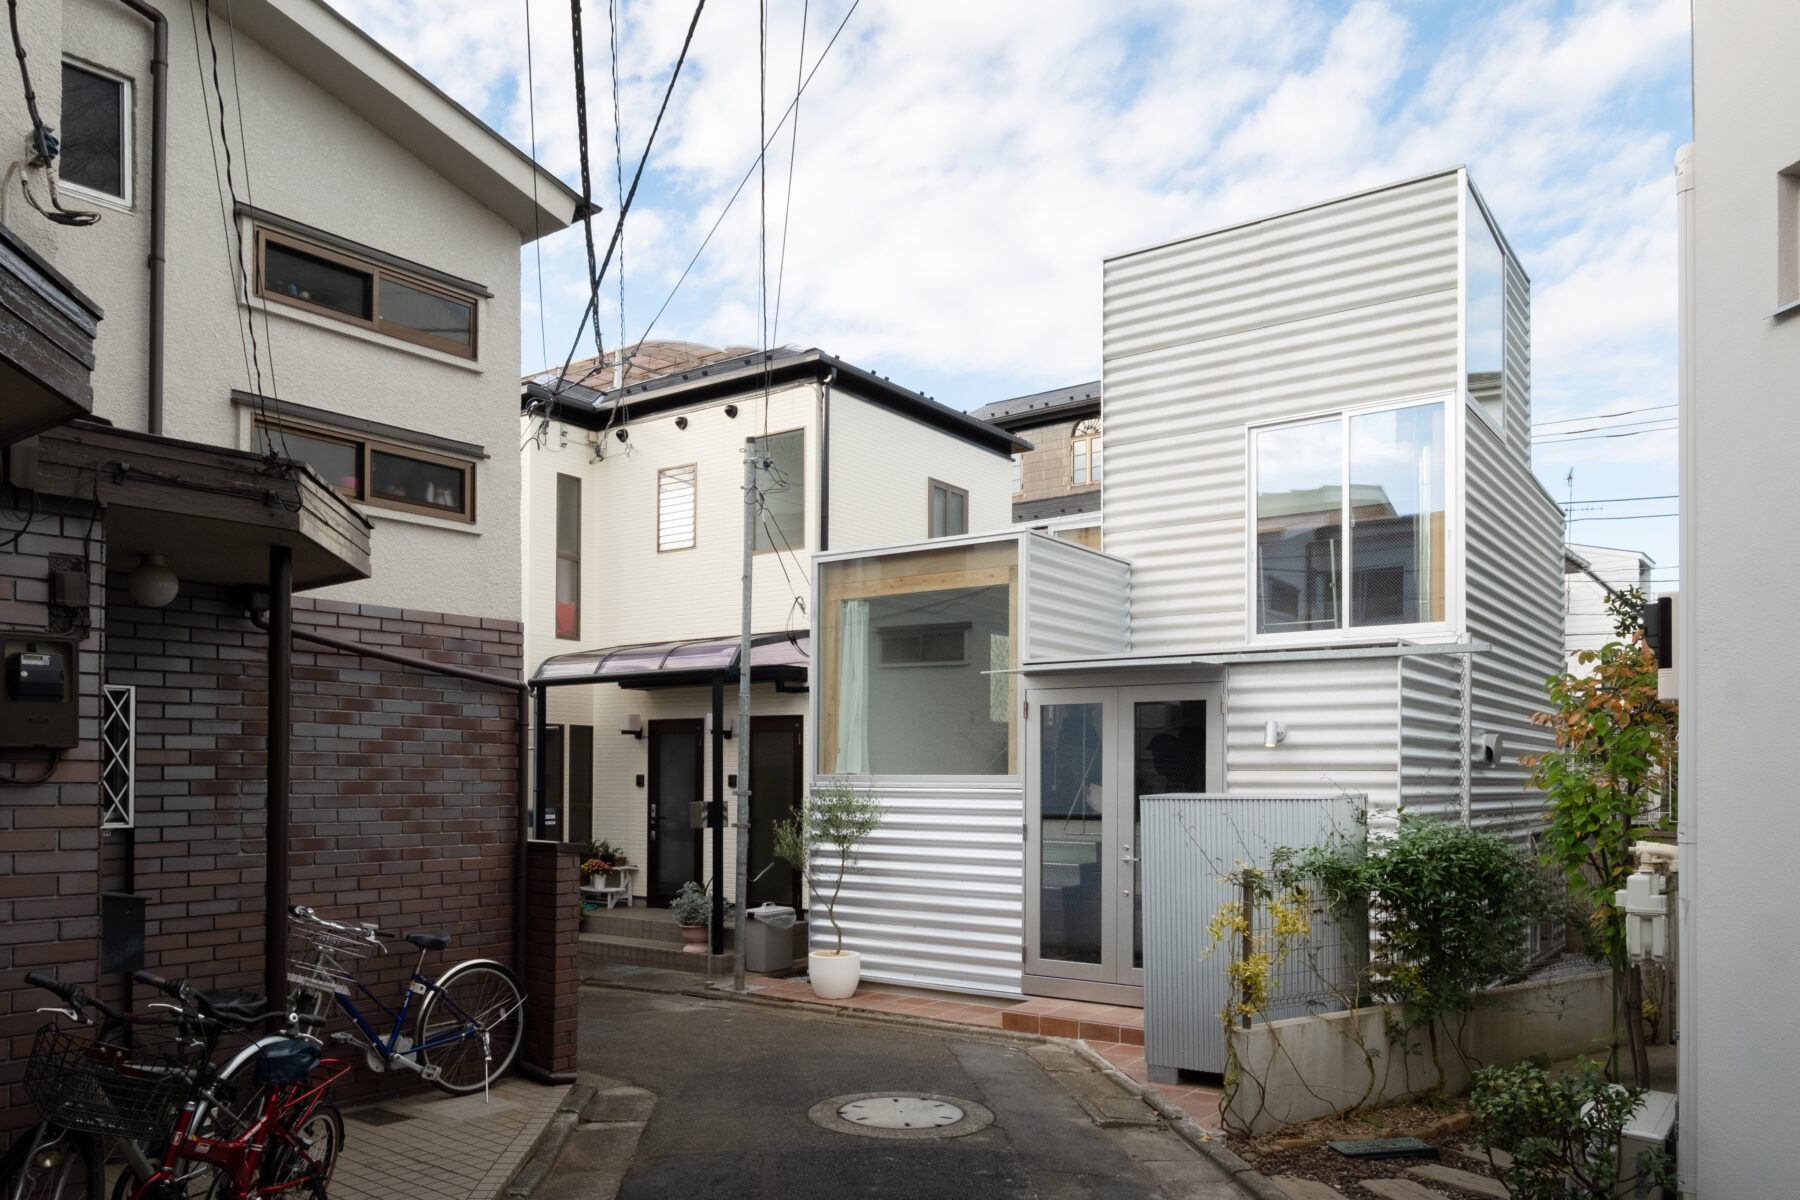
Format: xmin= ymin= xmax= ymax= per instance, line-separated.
xmin=1022 ymin=534 xmax=1131 ymax=662
xmin=1101 ymin=173 xmax=1461 ymax=656
xmin=1224 ymin=659 xmax=1402 ymax=837
xmin=809 ymin=776 xmax=1025 ymax=996
xmin=1142 ymin=794 xmax=1366 ymax=1076
xmin=1463 ymin=419 xmax=1563 ymax=837
xmin=1399 ymin=652 xmax=1465 ymax=823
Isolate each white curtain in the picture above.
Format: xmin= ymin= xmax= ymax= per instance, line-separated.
xmin=836 ymin=599 xmax=871 ymax=774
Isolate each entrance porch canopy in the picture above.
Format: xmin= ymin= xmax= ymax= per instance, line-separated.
xmin=532 ymin=631 xmax=808 ymax=690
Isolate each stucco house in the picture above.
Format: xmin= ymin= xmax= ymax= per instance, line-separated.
xmin=0 ymin=0 xmax=583 ymax=1135
xmin=518 ymin=344 xmax=1027 ymax=960
xmin=810 ymin=168 xmax=1565 ymax=1005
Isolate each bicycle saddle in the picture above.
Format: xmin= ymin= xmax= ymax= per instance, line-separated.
xmin=404 ymin=929 xmax=452 ymax=952
xmin=200 ymin=989 xmax=270 ymax=1023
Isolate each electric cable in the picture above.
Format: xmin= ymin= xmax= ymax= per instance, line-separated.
xmin=609 ymin=0 xmax=626 ymax=379
xmin=1533 ymin=417 xmax=1678 ymax=440
xmin=5 ymin=0 xmax=99 ymax=226
xmin=569 ymin=0 xmax=606 ymax=364
xmin=187 ymin=0 xmax=256 ymax=402
xmin=526 ymin=0 xmax=549 ymax=375
xmin=1533 ymin=425 xmax=1678 ymax=445
xmin=1533 ymin=403 xmax=1677 ymax=428
xmin=770 ymin=0 xmax=807 ymax=349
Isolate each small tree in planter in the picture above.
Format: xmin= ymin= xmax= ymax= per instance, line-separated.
xmin=773 ymin=781 xmax=882 ymax=998
xmin=669 ymin=881 xmax=711 ymax=954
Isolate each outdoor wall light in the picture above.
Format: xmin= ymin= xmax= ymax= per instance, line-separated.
xmin=128 ymin=554 xmax=179 ymax=608
xmin=704 ymin=711 xmax=734 ymax=739
xmin=1263 ymin=720 xmax=1287 ymax=749
xmin=674 ymin=416 xmax=688 ymax=430
xmin=723 ymin=404 xmax=738 ymax=418
xmin=619 ymin=714 xmax=644 ymax=739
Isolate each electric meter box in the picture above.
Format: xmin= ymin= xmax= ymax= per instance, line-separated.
xmin=0 ymin=638 xmax=79 ymax=749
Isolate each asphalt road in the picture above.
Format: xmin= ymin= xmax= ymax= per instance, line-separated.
xmin=539 ymin=982 xmax=1249 ymax=1200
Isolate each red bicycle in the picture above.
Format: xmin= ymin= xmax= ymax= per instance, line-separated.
xmin=122 ymin=971 xmax=350 ymax=1200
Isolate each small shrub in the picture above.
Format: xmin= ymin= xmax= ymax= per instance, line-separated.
xmin=669 ymin=881 xmax=710 ymax=927
xmin=773 ymin=781 xmax=882 ymax=953
xmin=1470 ymin=1059 xmax=1674 ymax=1199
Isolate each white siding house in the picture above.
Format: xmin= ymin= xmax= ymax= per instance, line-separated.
xmin=1563 ymin=543 xmax=1655 ymax=671
xmin=813 ymin=169 xmax=1565 ymax=1004
xmin=519 ymin=347 xmax=1024 ymax=914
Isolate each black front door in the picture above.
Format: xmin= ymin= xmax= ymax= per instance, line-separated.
xmin=748 ymin=716 xmax=803 ymax=908
xmin=648 ymin=719 xmax=704 ymax=905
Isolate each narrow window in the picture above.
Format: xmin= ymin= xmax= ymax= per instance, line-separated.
xmin=750 ymin=429 xmax=804 ymax=551
xmin=1071 ymin=418 xmax=1102 ymax=485
xmin=100 ymin=684 xmax=135 ymax=829
xmin=1465 ymin=190 xmax=1506 ymax=428
xmin=1255 ymin=418 xmax=1343 ymax=634
xmin=256 ymin=229 xmax=478 ymax=359
xmin=929 ymin=479 xmax=968 ymax=537
xmin=60 ymin=63 xmax=129 ymax=202
xmin=658 ymin=464 xmax=697 ymax=552
xmin=1011 ymin=454 xmax=1022 ymax=495
xmin=555 ymin=474 xmax=580 ymax=639
xmin=257 ymin=419 xmax=475 ymax=521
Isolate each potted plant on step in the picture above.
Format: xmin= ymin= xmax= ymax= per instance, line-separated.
xmin=774 ymin=781 xmax=882 ymax=999
xmin=670 ymin=881 xmax=711 ymax=953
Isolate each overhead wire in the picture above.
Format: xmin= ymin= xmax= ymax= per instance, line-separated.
xmin=770 ymin=0 xmax=808 ymax=348
xmin=568 ymin=0 xmax=606 ymax=365
xmin=525 ymin=0 xmax=548 ymax=375
xmin=186 ymin=0 xmax=255 ymax=398
xmin=1533 ymin=417 xmax=1678 ymax=440
xmin=1534 ymin=424 xmax=1678 ymax=446
xmin=609 ymin=0 xmax=627 ymax=382
xmin=1533 ymin=403 xmax=1677 ymax=428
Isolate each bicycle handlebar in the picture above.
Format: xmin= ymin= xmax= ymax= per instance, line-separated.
xmin=289 ymin=903 xmax=394 ymax=940
xmin=28 ymin=971 xmax=128 ymax=1025
xmin=132 ymin=970 xmax=326 ymax=1031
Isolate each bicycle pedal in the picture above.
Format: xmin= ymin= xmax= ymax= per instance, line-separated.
xmin=419 ymin=1064 xmax=441 ymax=1082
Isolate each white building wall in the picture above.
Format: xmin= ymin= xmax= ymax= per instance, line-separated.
xmin=1563 ymin=544 xmax=1654 ymax=671
xmin=17 ymin=0 xmax=535 ymax=621
xmin=1020 ymin=533 xmax=1131 ymax=662
xmin=1398 ymin=652 xmax=1466 ymax=824
xmin=1679 ymin=1 xmax=1800 ymax=1191
xmin=1102 ymin=171 xmax=1462 ymax=653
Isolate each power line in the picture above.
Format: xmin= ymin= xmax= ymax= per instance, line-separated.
xmin=1535 ymin=424 xmax=1678 ymax=445
xmin=525 ymin=0 xmax=548 ymax=374
xmin=549 ymin=0 xmax=709 ymax=395
xmin=770 ymin=0 xmax=808 ymax=348
xmin=569 ymin=0 xmax=605 ymax=365
xmin=1533 ymin=417 xmax=1678 ymax=440
xmin=1534 ymin=403 xmax=1677 ymax=428
xmin=609 ymin=0 xmax=626 ymax=383
xmin=1557 ymin=494 xmax=1678 ymax=505
xmin=1566 ymin=513 xmax=1680 ymax=522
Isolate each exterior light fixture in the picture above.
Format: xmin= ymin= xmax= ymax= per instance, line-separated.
xmin=619 ymin=714 xmax=644 ymax=739
xmin=723 ymin=404 xmax=738 ymax=419
xmin=704 ymin=711 xmax=734 ymax=739
xmin=128 ymin=554 xmax=179 ymax=608
xmin=1263 ymin=720 xmax=1287 ymax=749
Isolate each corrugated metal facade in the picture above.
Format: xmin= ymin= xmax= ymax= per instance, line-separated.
xmin=1103 ymin=172 xmax=1463 ymax=654
xmin=809 ymin=776 xmax=1025 ymax=995
xmin=1398 ymin=653 xmax=1467 ymax=824
xmin=1021 ymin=532 xmax=1131 ymax=662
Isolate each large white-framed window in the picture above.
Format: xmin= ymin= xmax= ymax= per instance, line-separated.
xmin=1249 ymin=397 xmax=1448 ymax=640
xmin=60 ymin=61 xmax=132 ymax=207
xmin=1464 ymin=185 xmax=1506 ymax=432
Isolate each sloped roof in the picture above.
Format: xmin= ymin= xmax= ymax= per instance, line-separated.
xmin=970 ymin=380 xmax=1102 ymax=429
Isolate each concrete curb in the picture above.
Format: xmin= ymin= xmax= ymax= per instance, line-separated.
xmin=502 ymin=1084 xmax=595 ymax=1198
xmin=1065 ymin=1043 xmax=1288 ymax=1200
xmin=688 ymin=980 xmax=1057 ymax=1047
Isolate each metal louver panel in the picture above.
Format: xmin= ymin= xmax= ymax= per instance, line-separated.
xmin=657 ymin=464 xmax=697 ymax=552
xmin=1141 ymin=792 xmax=1365 ymax=1077
xmin=100 ymin=684 xmax=135 ymax=830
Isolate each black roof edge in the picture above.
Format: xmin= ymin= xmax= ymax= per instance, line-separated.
xmin=521 ymin=350 xmax=1032 ymax=457
xmin=974 ymin=391 xmax=1101 ymax=432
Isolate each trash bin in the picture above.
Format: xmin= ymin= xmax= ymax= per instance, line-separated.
xmin=743 ymin=904 xmax=797 ymax=973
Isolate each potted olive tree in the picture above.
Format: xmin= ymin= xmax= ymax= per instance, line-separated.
xmin=670 ymin=881 xmax=711 ymax=953
xmin=774 ymin=781 xmax=882 ymax=998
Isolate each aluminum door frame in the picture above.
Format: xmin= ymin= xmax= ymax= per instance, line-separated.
xmin=646 ymin=718 xmax=704 ymax=905
xmin=1024 ymin=686 xmax=1120 ymax=990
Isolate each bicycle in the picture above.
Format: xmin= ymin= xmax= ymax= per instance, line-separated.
xmin=285 ymin=905 xmax=525 ymax=1096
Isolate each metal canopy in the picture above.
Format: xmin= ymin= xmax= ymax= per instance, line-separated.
xmin=533 ymin=631 xmax=808 ymax=688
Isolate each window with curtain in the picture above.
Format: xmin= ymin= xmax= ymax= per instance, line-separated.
xmin=751 ymin=429 xmax=804 ymax=551
xmin=658 ymin=464 xmax=697 ymax=552
xmin=1254 ymin=400 xmax=1445 ymax=635
xmin=555 ymin=474 xmax=580 ymax=639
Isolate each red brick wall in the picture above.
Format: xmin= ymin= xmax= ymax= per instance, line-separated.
xmin=0 ymin=492 xmax=106 ymax=1143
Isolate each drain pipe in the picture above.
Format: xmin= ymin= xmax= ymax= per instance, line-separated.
xmin=249 ymin=610 xmax=533 ymax=979
xmin=109 ymin=0 xmax=167 ymax=433
xmin=817 ymin=367 xmax=835 ymax=552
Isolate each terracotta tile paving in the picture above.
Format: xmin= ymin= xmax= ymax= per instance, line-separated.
xmin=721 ymin=974 xmax=1223 ymax=1132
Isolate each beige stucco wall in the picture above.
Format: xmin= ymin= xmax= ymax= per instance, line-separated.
xmin=5 ymin=0 xmax=526 ymax=621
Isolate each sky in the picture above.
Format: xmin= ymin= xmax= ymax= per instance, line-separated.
xmin=334 ymin=0 xmax=1691 ymax=584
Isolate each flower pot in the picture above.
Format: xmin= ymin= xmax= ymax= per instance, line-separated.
xmin=808 ymin=950 xmax=861 ymax=999
xmin=678 ymin=923 xmax=709 ymax=954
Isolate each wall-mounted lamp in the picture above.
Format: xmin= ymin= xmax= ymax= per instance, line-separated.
xmin=674 ymin=416 xmax=688 ymax=430
xmin=1263 ymin=720 xmax=1287 ymax=750
xmin=619 ymin=714 xmax=644 ymax=739
xmin=129 ymin=554 xmax=180 ymax=608
xmin=704 ymin=711 xmax=734 ymax=739
xmin=723 ymin=404 xmax=738 ymax=419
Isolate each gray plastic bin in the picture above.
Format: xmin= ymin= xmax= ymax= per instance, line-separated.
xmin=743 ymin=904 xmax=797 ymax=973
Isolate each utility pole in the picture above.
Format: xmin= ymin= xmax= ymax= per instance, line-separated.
xmin=733 ymin=440 xmax=756 ymax=991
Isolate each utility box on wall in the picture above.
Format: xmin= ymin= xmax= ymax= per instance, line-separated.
xmin=0 ymin=637 xmax=79 ymax=749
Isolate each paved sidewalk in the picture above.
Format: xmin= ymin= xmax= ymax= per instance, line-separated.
xmin=333 ymin=1079 xmax=571 ymax=1200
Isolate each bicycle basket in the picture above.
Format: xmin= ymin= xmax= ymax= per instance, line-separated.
xmin=253 ymin=1039 xmax=322 ymax=1087
xmin=23 ymin=1023 xmax=198 ymax=1139
xmin=287 ymin=915 xmax=381 ymax=1002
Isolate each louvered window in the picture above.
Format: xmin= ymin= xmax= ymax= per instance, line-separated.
xmin=658 ymin=464 xmax=697 ymax=552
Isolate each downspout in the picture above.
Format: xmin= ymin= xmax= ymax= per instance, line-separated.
xmin=264 ymin=548 xmax=292 ymax=1007
xmin=817 ymin=368 xmax=835 ymax=552
xmin=110 ymin=0 xmax=167 ymax=434
xmin=250 ymin=610 xmax=533 ymax=981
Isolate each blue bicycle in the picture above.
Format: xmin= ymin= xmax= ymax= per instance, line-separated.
xmin=285 ymin=906 xmax=525 ymax=1096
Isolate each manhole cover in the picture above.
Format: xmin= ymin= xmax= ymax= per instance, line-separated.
xmin=839 ymin=1096 xmax=965 ymax=1129
xmin=808 ymin=1092 xmax=995 ymax=1140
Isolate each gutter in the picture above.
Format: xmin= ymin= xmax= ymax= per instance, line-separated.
xmin=249 ymin=610 xmax=533 ymax=989
xmin=109 ymin=0 xmax=167 ymax=434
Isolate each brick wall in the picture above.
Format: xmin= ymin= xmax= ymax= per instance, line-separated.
xmin=522 ymin=841 xmax=579 ymax=1082
xmin=0 ymin=490 xmax=106 ymax=1143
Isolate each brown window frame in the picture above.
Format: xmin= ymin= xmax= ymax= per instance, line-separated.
xmin=555 ymin=473 xmax=581 ymax=640
xmin=657 ymin=463 xmax=699 ymax=553
xmin=928 ymin=478 xmax=970 ymax=538
xmin=253 ymin=227 xmax=479 ymax=360
xmin=256 ymin=417 xmax=477 ymax=523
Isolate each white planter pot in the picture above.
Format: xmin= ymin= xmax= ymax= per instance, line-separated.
xmin=808 ymin=950 xmax=861 ymax=999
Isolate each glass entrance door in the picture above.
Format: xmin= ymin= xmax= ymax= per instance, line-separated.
xmin=1025 ymin=684 xmax=1221 ymax=1002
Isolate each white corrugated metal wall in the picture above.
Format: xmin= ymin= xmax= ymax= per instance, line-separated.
xmin=1102 ymin=171 xmax=1463 ymax=654
xmin=1021 ymin=532 xmax=1131 ymax=662
xmin=1398 ymin=652 xmax=1467 ymax=824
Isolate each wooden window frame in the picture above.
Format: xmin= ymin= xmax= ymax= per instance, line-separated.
xmin=555 ymin=473 xmax=581 ymax=640
xmin=253 ymin=227 xmax=479 ymax=360
xmin=928 ymin=478 xmax=970 ymax=538
xmin=658 ymin=463 xmax=699 ymax=553
xmin=257 ymin=416 xmax=477 ymax=523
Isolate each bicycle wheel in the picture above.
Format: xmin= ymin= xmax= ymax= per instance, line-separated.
xmin=0 ymin=1123 xmax=103 ymax=1200
xmin=412 ymin=962 xmax=525 ymax=1095
xmin=254 ymin=1102 xmax=342 ymax=1194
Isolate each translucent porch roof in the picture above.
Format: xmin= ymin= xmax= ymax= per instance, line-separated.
xmin=531 ymin=631 xmax=809 ymax=688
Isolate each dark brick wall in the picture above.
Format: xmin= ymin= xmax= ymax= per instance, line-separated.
xmin=0 ymin=489 xmax=106 ymax=1143
xmin=522 ymin=841 xmax=580 ymax=1082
